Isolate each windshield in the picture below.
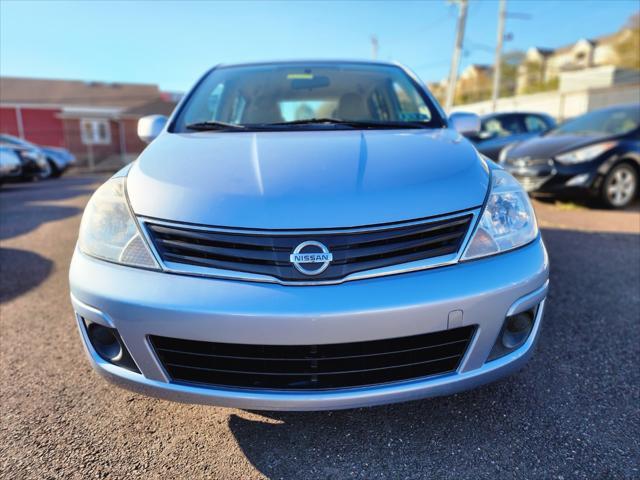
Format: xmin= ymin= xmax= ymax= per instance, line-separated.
xmin=172 ymin=62 xmax=444 ymax=132
xmin=551 ymin=106 xmax=640 ymax=136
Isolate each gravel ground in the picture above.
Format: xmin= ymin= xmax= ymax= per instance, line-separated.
xmin=1 ymin=175 xmax=639 ymax=479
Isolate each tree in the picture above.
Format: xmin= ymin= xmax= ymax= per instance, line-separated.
xmin=498 ymin=51 xmax=524 ymax=97
xmin=519 ymin=59 xmax=559 ymax=94
xmin=614 ymin=15 xmax=640 ymax=70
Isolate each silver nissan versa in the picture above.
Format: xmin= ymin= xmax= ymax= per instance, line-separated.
xmin=69 ymin=61 xmax=549 ymax=411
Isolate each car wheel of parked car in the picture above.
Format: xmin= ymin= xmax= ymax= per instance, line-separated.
xmin=47 ymin=159 xmax=62 ymax=178
xmin=602 ymin=163 xmax=638 ymax=209
xmin=34 ymin=160 xmax=52 ymax=180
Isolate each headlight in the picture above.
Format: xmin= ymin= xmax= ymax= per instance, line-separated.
xmin=21 ymin=149 xmax=47 ymax=167
xmin=462 ymin=170 xmax=538 ymax=260
xmin=555 ymin=141 xmax=616 ymax=164
xmin=78 ymin=177 xmax=159 ymax=269
xmin=498 ymin=143 xmax=516 ymax=163
xmin=20 ymin=149 xmax=39 ymax=161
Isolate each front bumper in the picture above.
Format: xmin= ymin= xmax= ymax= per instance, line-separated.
xmin=70 ymin=237 xmax=549 ymax=411
xmin=505 ymin=160 xmax=599 ymax=194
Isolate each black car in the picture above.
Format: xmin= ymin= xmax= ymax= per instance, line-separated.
xmin=0 ymin=134 xmax=73 ymax=178
xmin=467 ymin=112 xmax=556 ymax=160
xmin=0 ymin=135 xmax=51 ymax=180
xmin=501 ymin=104 xmax=640 ymax=209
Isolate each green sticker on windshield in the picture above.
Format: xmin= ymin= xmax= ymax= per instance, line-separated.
xmin=287 ymin=73 xmax=314 ymax=80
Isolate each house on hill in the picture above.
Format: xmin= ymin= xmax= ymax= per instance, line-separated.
xmin=516 ymin=27 xmax=638 ymax=93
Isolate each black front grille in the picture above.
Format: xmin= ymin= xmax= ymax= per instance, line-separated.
xmin=504 ymin=157 xmax=553 ymax=169
xmin=145 ymin=214 xmax=472 ymax=282
xmin=150 ymin=326 xmax=475 ymax=391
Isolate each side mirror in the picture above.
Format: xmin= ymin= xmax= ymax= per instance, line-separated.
xmin=449 ymin=112 xmax=480 ymax=136
xmin=137 ymin=115 xmax=167 ymax=144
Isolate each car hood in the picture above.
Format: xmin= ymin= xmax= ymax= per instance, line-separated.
xmin=127 ymin=129 xmax=489 ymax=229
xmin=507 ymin=133 xmax=607 ymax=159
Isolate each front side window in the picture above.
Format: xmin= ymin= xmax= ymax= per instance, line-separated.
xmin=524 ymin=115 xmax=548 ymax=133
xmin=481 ymin=115 xmax=524 ymax=138
xmin=173 ymin=63 xmax=444 ymax=131
xmin=207 ymin=83 xmax=225 ymax=118
xmin=392 ymin=81 xmax=432 ymax=122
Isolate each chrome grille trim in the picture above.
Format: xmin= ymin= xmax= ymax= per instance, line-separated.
xmin=138 ymin=209 xmax=480 ymax=286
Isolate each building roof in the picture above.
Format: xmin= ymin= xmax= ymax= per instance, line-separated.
xmin=460 ymin=64 xmax=493 ymax=78
xmin=539 ymin=29 xmax=626 ymax=56
xmin=553 ymin=39 xmax=594 ymax=55
xmin=123 ymin=97 xmax=178 ymax=117
xmin=0 ymin=77 xmax=162 ymax=108
xmin=468 ymin=64 xmax=492 ymax=72
xmin=529 ymin=47 xmax=555 ymax=57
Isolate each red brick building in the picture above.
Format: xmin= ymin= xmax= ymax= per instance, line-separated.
xmin=0 ymin=77 xmax=178 ymax=167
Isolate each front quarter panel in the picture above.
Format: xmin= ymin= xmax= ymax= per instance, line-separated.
xmin=596 ymin=138 xmax=640 ymax=177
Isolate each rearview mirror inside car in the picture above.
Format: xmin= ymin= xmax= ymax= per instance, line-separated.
xmin=290 ymin=76 xmax=330 ymax=90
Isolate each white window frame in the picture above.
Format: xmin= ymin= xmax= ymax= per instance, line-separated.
xmin=80 ymin=118 xmax=111 ymax=145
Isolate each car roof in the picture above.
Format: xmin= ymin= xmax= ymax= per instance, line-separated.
xmin=480 ymin=112 xmax=551 ymax=120
xmin=216 ymin=59 xmax=401 ymax=69
xmin=591 ymin=103 xmax=640 ymax=113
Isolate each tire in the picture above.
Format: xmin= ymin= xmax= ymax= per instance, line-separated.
xmin=34 ymin=160 xmax=52 ymax=180
xmin=47 ymin=159 xmax=62 ymax=178
xmin=601 ymin=163 xmax=638 ymax=209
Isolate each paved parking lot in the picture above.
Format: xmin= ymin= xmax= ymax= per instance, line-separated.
xmin=1 ymin=175 xmax=639 ymax=479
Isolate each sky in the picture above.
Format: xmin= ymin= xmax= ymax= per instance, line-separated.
xmin=1 ymin=0 xmax=638 ymax=93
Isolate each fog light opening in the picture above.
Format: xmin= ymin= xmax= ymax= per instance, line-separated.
xmin=487 ymin=307 xmax=537 ymax=362
xmin=88 ymin=323 xmax=123 ymax=361
xmin=83 ymin=319 xmax=140 ymax=373
xmin=566 ymin=173 xmax=590 ymax=187
xmin=502 ymin=312 xmax=534 ymax=350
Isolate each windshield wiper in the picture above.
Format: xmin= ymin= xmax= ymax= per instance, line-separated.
xmin=186 ymin=121 xmax=247 ymax=131
xmin=186 ymin=118 xmax=430 ymax=131
xmin=266 ymin=118 xmax=429 ymax=129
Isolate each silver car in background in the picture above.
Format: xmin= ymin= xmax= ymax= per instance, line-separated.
xmin=70 ymin=61 xmax=548 ymax=411
xmin=0 ymin=134 xmax=75 ymax=178
xmin=40 ymin=146 xmax=76 ymax=177
xmin=0 ymin=134 xmax=51 ymax=180
xmin=0 ymin=147 xmax=23 ymax=183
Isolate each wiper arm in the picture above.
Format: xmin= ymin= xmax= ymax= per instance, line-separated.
xmin=267 ymin=118 xmax=428 ymax=129
xmin=269 ymin=118 xmax=350 ymax=126
xmin=186 ymin=121 xmax=246 ymax=131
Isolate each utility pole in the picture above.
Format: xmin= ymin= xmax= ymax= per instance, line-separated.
xmin=491 ymin=0 xmax=507 ymax=112
xmin=444 ymin=0 xmax=469 ymax=113
xmin=371 ymin=35 xmax=379 ymax=60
